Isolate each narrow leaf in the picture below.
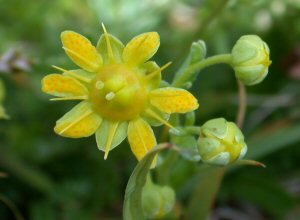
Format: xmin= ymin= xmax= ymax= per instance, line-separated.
xmin=186 ymin=167 xmax=225 ymax=220
xmin=123 ymin=144 xmax=170 ymax=220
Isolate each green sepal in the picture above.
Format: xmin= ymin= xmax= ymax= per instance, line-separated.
xmin=141 ymin=106 xmax=170 ymax=127
xmin=160 ymin=80 xmax=170 ymax=88
xmin=197 ymin=137 xmax=221 ymax=158
xmin=172 ymin=40 xmax=206 ymax=88
xmin=95 ymin=120 xmax=128 ymax=152
xmin=201 ymin=118 xmax=227 ymax=139
xmin=96 ymin=33 xmax=125 ymax=64
xmin=234 ymin=64 xmax=267 ymax=85
xmin=140 ymin=61 xmax=161 ymax=90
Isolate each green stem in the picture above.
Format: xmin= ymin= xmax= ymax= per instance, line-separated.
xmin=172 ymin=54 xmax=232 ymax=88
xmin=184 ymin=126 xmax=202 ymax=136
xmin=236 ymin=80 xmax=247 ymax=128
xmin=0 ymin=194 xmax=25 ymax=220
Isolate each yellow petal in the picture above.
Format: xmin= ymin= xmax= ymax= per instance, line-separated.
xmin=123 ymin=32 xmax=160 ymax=66
xmin=149 ymin=87 xmax=199 ymax=114
xmin=61 ymin=31 xmax=102 ymax=72
xmin=128 ymin=118 xmax=157 ymax=162
xmin=54 ymin=101 xmax=102 ymax=138
xmin=42 ymin=74 xmax=88 ymax=98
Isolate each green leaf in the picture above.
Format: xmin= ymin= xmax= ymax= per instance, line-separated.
xmin=246 ymin=122 xmax=300 ymax=159
xmin=172 ymin=40 xmax=207 ymax=88
xmin=186 ymin=167 xmax=225 ymax=220
xmin=123 ymin=144 xmax=170 ymax=220
xmin=141 ymin=106 xmax=170 ymax=127
xmin=225 ymin=174 xmax=297 ymax=218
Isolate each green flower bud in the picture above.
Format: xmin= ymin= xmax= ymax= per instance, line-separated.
xmin=197 ymin=118 xmax=247 ymax=165
xmin=142 ymin=182 xmax=175 ymax=219
xmin=231 ymin=35 xmax=271 ymax=86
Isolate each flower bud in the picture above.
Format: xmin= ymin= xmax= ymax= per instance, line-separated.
xmin=231 ymin=35 xmax=271 ymax=86
xmin=142 ymin=182 xmax=175 ymax=219
xmin=197 ymin=118 xmax=247 ymax=165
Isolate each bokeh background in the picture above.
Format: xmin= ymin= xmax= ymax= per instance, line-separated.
xmin=0 ymin=0 xmax=300 ymax=219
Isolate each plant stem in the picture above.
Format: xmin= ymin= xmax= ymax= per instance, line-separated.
xmin=0 ymin=194 xmax=25 ymax=220
xmin=172 ymin=54 xmax=232 ymax=87
xmin=184 ymin=126 xmax=202 ymax=135
xmin=236 ymin=80 xmax=247 ymax=128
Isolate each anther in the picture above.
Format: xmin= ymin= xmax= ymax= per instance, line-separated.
xmin=105 ymin=92 xmax=115 ymax=100
xmin=95 ymin=80 xmax=104 ymax=90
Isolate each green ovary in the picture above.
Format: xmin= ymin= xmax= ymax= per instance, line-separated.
xmin=89 ymin=64 xmax=148 ymax=121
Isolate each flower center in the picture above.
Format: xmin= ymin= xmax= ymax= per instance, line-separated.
xmin=89 ymin=64 xmax=147 ymax=121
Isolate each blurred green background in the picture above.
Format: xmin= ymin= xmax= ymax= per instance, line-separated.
xmin=0 ymin=0 xmax=300 ymax=219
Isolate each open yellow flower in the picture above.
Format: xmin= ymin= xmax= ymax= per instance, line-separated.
xmin=41 ymin=24 xmax=199 ymax=162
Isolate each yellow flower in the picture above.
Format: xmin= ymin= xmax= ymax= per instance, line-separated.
xmin=41 ymin=24 xmax=199 ymax=162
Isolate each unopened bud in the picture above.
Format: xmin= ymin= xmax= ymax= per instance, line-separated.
xmin=197 ymin=118 xmax=247 ymax=165
xmin=142 ymin=182 xmax=175 ymax=219
xmin=231 ymin=35 xmax=271 ymax=86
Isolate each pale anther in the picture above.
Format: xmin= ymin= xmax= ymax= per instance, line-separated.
xmin=96 ymin=80 xmax=104 ymax=90
xmin=105 ymin=92 xmax=115 ymax=100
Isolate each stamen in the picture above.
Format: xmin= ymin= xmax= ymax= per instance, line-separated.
xmin=59 ymin=109 xmax=93 ymax=135
xmin=50 ymin=95 xmax=88 ymax=101
xmin=101 ymin=23 xmax=115 ymax=62
xmin=144 ymin=108 xmax=179 ymax=132
xmin=95 ymin=80 xmax=104 ymax=90
xmin=62 ymin=46 xmax=98 ymax=70
xmin=52 ymin=65 xmax=92 ymax=83
xmin=104 ymin=122 xmax=119 ymax=160
xmin=105 ymin=92 xmax=115 ymax=100
xmin=145 ymin=62 xmax=172 ymax=81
